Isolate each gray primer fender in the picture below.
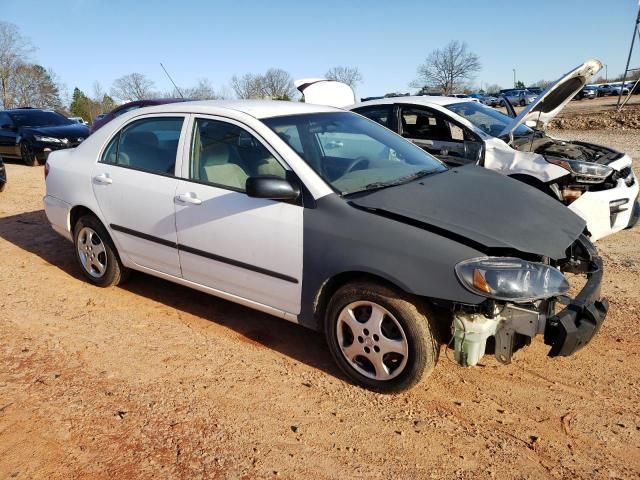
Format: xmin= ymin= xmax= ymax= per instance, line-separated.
xmin=299 ymin=194 xmax=486 ymax=330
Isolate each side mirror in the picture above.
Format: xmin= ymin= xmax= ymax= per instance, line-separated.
xmin=246 ymin=176 xmax=300 ymax=201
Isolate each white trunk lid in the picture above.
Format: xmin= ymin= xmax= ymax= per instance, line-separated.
xmin=295 ymin=78 xmax=356 ymax=108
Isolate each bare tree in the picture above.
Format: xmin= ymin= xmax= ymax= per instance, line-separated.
xmin=0 ymin=21 xmax=35 ymax=109
xmin=11 ymin=63 xmax=61 ymax=108
xmin=185 ymin=78 xmax=217 ymax=100
xmin=531 ymin=79 xmax=553 ymax=89
xmin=411 ymin=41 xmax=481 ymax=95
xmin=261 ymin=68 xmax=296 ymax=100
xmin=110 ymin=72 xmax=156 ymax=101
xmin=230 ymin=72 xmax=264 ymax=99
xmin=216 ymin=85 xmax=234 ymax=100
xmin=484 ymin=83 xmax=502 ymax=94
xmin=325 ymin=66 xmax=363 ymax=88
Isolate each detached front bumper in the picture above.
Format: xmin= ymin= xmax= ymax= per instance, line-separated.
xmin=544 ymin=237 xmax=608 ymax=357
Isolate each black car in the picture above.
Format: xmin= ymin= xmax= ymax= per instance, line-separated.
xmin=0 ymin=108 xmax=90 ymax=166
xmin=0 ymin=157 xmax=6 ymax=192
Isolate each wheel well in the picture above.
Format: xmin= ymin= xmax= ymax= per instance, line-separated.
xmin=313 ymin=271 xmax=405 ymax=323
xmin=69 ymin=205 xmax=97 ymax=233
xmin=313 ymin=271 xmax=450 ymax=342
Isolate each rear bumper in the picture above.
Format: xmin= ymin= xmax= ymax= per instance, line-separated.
xmin=43 ymin=194 xmax=73 ymax=242
xmin=544 ymin=236 xmax=608 ymax=357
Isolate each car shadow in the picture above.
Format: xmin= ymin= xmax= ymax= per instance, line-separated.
xmin=0 ymin=156 xmax=29 ymax=166
xmin=0 ymin=209 xmax=343 ymax=381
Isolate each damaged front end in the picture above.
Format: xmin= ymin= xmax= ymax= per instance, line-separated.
xmin=451 ymin=235 xmax=608 ymax=367
xmin=513 ymin=135 xmax=640 ymax=239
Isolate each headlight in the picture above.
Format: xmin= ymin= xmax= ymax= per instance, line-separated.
xmin=547 ymin=158 xmax=613 ymax=183
xmin=34 ymin=135 xmax=68 ymax=144
xmin=455 ymin=257 xmax=569 ymax=302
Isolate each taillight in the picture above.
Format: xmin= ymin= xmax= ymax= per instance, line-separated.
xmin=44 ymin=162 xmax=50 ymax=180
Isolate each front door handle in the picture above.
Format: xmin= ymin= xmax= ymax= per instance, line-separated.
xmin=93 ymin=173 xmax=112 ymax=185
xmin=175 ymin=192 xmax=202 ymax=205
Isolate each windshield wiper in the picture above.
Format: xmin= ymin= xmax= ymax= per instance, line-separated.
xmin=343 ymin=169 xmax=439 ymax=196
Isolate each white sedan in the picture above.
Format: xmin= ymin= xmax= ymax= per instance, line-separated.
xmin=44 ymin=100 xmax=608 ymax=392
xmin=298 ymin=59 xmax=639 ymax=241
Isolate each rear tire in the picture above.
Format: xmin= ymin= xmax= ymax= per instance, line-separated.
xmin=20 ymin=141 xmax=38 ymax=167
xmin=73 ymin=214 xmax=129 ymax=287
xmin=325 ymin=281 xmax=439 ymax=393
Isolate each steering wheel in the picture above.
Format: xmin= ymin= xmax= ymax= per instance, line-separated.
xmin=343 ymin=156 xmax=369 ymax=175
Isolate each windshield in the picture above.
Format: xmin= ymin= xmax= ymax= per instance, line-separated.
xmin=263 ymin=112 xmax=446 ymax=195
xmin=8 ymin=110 xmax=73 ymax=128
xmin=445 ymin=101 xmax=532 ymax=138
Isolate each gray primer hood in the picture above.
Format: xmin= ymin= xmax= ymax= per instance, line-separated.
xmin=350 ymin=166 xmax=585 ymax=260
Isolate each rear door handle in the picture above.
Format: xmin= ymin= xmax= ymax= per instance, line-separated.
xmin=93 ymin=173 xmax=112 ymax=185
xmin=175 ymin=192 xmax=202 ymax=205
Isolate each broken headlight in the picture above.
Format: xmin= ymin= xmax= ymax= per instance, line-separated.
xmin=455 ymin=257 xmax=569 ymax=302
xmin=547 ymin=158 xmax=613 ymax=184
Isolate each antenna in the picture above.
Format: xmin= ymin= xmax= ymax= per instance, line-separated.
xmin=160 ymin=62 xmax=184 ymax=99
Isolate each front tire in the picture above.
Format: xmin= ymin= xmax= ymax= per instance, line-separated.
xmin=20 ymin=141 xmax=38 ymax=167
xmin=73 ymin=215 xmax=129 ymax=287
xmin=325 ymin=281 xmax=439 ymax=393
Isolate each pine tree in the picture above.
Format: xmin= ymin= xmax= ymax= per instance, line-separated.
xmin=70 ymin=87 xmax=90 ymax=119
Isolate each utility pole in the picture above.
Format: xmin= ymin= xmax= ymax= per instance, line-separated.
xmin=513 ymin=69 xmax=516 ymax=88
xmin=604 ymin=64 xmax=608 ymax=81
xmin=616 ymin=3 xmax=640 ymax=111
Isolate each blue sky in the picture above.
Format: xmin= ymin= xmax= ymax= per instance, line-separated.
xmin=2 ymin=0 xmax=639 ymax=99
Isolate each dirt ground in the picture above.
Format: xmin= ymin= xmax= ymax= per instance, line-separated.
xmin=1 ymin=129 xmax=639 ymax=479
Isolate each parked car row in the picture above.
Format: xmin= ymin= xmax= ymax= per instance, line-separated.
xmin=596 ymin=83 xmax=630 ymax=97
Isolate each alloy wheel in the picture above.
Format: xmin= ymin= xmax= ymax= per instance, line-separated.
xmin=76 ymin=227 xmax=108 ymax=278
xmin=336 ymin=301 xmax=409 ymax=381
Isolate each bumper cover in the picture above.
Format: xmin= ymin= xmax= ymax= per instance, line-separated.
xmin=544 ymin=237 xmax=608 ymax=357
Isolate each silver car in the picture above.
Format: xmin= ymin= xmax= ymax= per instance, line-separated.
xmin=501 ymin=89 xmax=538 ymax=107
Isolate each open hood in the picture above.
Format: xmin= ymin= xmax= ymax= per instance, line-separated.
xmin=499 ymin=59 xmax=603 ymax=138
xmin=295 ymin=78 xmax=355 ymax=108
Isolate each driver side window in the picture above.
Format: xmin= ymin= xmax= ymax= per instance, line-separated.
xmin=400 ymin=107 xmax=481 ymax=166
xmin=401 ymin=108 xmax=454 ymax=141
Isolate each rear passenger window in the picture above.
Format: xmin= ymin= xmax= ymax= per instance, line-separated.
xmin=353 ymin=106 xmax=393 ymax=128
xmin=101 ymin=117 xmax=184 ymax=175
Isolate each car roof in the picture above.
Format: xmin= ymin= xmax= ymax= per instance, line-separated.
xmin=135 ymin=99 xmax=341 ymax=119
xmin=351 ymin=95 xmax=468 ymax=109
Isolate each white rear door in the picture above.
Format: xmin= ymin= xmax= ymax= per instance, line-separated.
xmin=174 ymin=115 xmax=303 ymax=314
xmin=92 ymin=115 xmax=187 ymax=277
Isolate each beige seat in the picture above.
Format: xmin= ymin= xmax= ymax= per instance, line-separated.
xmin=256 ymin=156 xmax=285 ymax=177
xmin=201 ymin=143 xmax=248 ymax=190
